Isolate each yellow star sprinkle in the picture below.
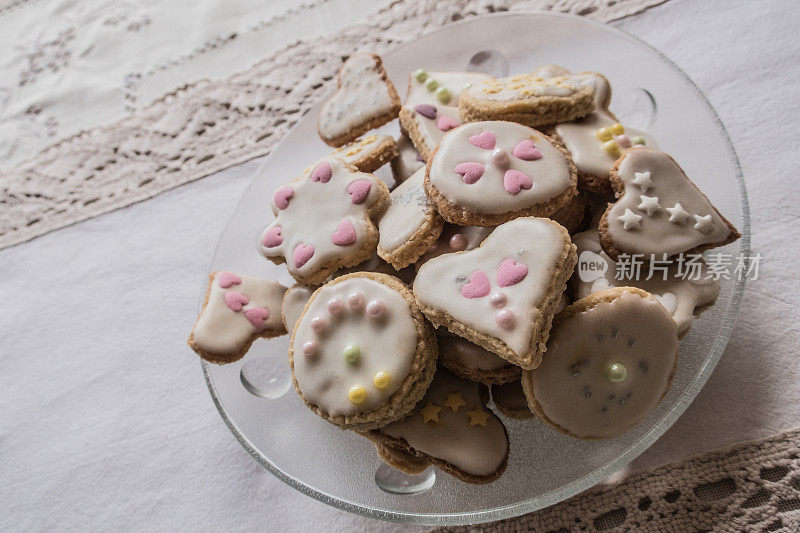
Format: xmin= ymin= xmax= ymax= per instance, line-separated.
xmin=419 ymin=402 xmax=441 ymax=424
xmin=466 ymin=408 xmax=490 ymax=427
xmin=444 ymin=392 xmax=466 ymax=412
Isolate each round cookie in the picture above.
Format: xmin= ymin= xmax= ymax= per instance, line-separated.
xmin=438 ymin=334 xmax=520 ymax=385
xmin=329 ymin=134 xmax=398 ymax=173
xmin=290 ymin=272 xmax=437 ymax=431
xmin=188 ymin=271 xmax=287 ymax=364
xmin=425 ymin=121 xmax=578 ymax=226
xmin=490 ymin=380 xmax=534 ymax=420
xmin=259 ymin=157 xmax=390 ymax=285
xmin=377 ymin=167 xmax=444 ymax=269
xmin=281 ymin=283 xmax=314 ymax=332
xmin=521 ymin=287 xmax=679 ymax=439
xmin=366 ymin=368 xmax=509 ymax=484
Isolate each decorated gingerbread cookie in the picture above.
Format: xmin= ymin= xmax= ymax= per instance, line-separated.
xmin=415 ymin=224 xmax=495 ymax=268
xmin=377 ymin=167 xmax=444 ymax=269
xmin=491 ymin=380 xmax=534 ymax=420
xmin=425 ymin=121 xmax=578 ymax=226
xmin=551 ymin=69 xmax=657 ymax=196
xmin=318 ymin=53 xmax=401 ymax=147
xmin=522 ymin=287 xmax=678 ymax=439
xmin=281 ymin=283 xmax=315 ymax=332
xmin=398 ymin=70 xmax=492 ymax=161
xmin=438 ymin=334 xmax=520 ymax=385
xmin=390 ymin=135 xmax=425 ymax=187
xmin=414 ymin=217 xmax=577 ymax=370
xmin=259 ymin=157 xmax=390 ymax=285
xmin=573 ymin=229 xmax=720 ymax=336
xmin=329 ymin=134 xmax=398 ymax=173
xmin=458 ymin=69 xmax=595 ymax=127
xmin=188 ymin=271 xmax=287 ymax=363
xmin=599 ymin=148 xmax=740 ymax=260
xmin=290 ymin=272 xmax=437 ymax=431
xmin=366 ymin=368 xmax=509 ymax=484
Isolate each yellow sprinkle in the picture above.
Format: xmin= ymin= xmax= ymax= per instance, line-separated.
xmin=348 ymin=386 xmax=366 ymax=404
xmin=373 ymin=371 xmax=391 ymax=389
xmin=603 ymin=140 xmax=621 ymax=156
xmin=444 ymin=392 xmax=466 ymax=412
xmin=420 ymin=402 xmax=441 ymax=424
xmin=466 ymin=408 xmax=489 ymax=426
xmin=611 ymin=123 xmax=625 ymax=135
xmin=596 ymin=128 xmax=613 ymax=142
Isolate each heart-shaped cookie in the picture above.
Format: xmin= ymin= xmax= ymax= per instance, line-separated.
xmin=413 ymin=217 xmax=577 ymax=369
xmin=317 ymin=53 xmax=400 ymax=147
xmin=599 ymin=148 xmax=740 ymax=260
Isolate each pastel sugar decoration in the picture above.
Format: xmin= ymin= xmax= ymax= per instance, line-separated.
xmin=449 ymin=233 xmax=467 ymax=251
xmin=273 ymin=186 xmax=294 ymax=210
xmin=244 ymin=307 xmax=270 ymax=330
xmin=435 ymin=87 xmax=451 ymax=104
xmin=346 ymin=180 xmax=372 ymax=204
xmin=349 ymin=385 xmax=367 ymax=404
xmin=414 ymin=69 xmax=427 ymax=82
xmin=217 ymin=272 xmax=242 ymax=289
xmin=606 ymin=362 xmax=628 ymax=383
xmin=348 ymin=292 xmax=364 ymax=309
xmin=373 ymin=371 xmax=391 ymax=389
xmin=490 ymin=292 xmax=507 ymax=308
xmin=343 ymin=343 xmax=361 ymax=364
xmin=261 ymin=226 xmax=283 ymax=248
xmin=311 ymin=317 xmax=327 ymax=334
xmin=497 ymin=258 xmax=528 ymax=287
xmin=311 ymin=161 xmax=332 ymax=183
xmin=331 ymin=220 xmax=357 ymax=246
xmin=224 ymin=291 xmax=249 ymax=312
xmin=468 ymin=131 xmax=496 ymax=150
xmin=414 ymin=104 xmax=437 ymax=119
xmin=293 ymin=243 xmax=315 ymax=267
xmin=366 ymin=299 xmax=386 ymax=318
xmin=512 ymin=139 xmax=543 ymax=161
xmin=424 ymin=78 xmax=438 ymax=91
xmin=495 ymin=309 xmax=515 ymax=329
xmin=461 ymin=270 xmax=491 ymax=299
xmin=437 ymin=115 xmax=459 ymax=131
xmin=326 ymin=298 xmax=344 ymax=315
xmin=491 ymin=149 xmax=510 ymax=168
xmin=302 ymin=341 xmax=317 ymax=358
xmin=454 ymin=162 xmax=485 ymax=184
xmin=503 ymin=169 xmax=533 ymax=195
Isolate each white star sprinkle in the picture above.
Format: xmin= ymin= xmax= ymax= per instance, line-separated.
xmin=632 ymin=171 xmax=653 ymax=192
xmin=637 ymin=195 xmax=661 ymax=216
xmin=693 ymin=214 xmax=714 ymax=234
xmin=617 ymin=208 xmax=643 ymax=230
xmin=666 ymin=203 xmax=692 ymax=224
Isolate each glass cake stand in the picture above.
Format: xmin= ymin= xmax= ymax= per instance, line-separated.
xmin=200 ymin=12 xmax=750 ymax=526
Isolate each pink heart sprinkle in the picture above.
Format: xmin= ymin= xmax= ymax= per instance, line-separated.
xmin=437 ymin=115 xmax=459 ymax=132
xmin=454 ymin=162 xmax=485 ymax=184
xmin=224 ymin=291 xmax=249 ymax=312
xmin=331 ymin=220 xmax=357 ymax=246
xmin=503 ymin=169 xmax=533 ymax=195
xmin=261 ymin=226 xmax=283 ymax=248
xmin=293 ymin=243 xmax=315 ymax=268
xmin=244 ymin=307 xmax=270 ymax=330
xmin=346 ymin=179 xmax=372 ymax=204
xmin=460 ymin=270 xmax=491 ymax=299
xmin=217 ymin=271 xmax=242 ymax=289
xmin=414 ymin=104 xmax=437 ymax=119
xmin=468 ymin=131 xmax=496 ymax=150
xmin=272 ymin=186 xmax=294 ymax=210
xmin=497 ymin=258 xmax=529 ymax=287
xmin=311 ymin=161 xmax=332 ymax=183
xmin=512 ymin=140 xmax=543 ymax=161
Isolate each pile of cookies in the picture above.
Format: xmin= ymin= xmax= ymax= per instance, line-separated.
xmin=188 ymin=53 xmax=740 ymax=484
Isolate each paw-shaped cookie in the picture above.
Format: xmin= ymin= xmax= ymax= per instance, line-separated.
xmin=522 ymin=287 xmax=678 ymax=439
xmin=329 ymin=134 xmax=398 ymax=173
xmin=377 ymin=167 xmax=444 ymax=269
xmin=290 ymin=273 xmax=437 ymax=431
xmin=317 ymin=53 xmax=400 ymax=147
xmin=459 ymin=68 xmax=595 ymax=127
xmin=414 ymin=217 xmax=577 ymax=370
xmin=398 ymin=70 xmax=491 ymax=161
xmin=188 ymin=271 xmax=287 ymax=363
xmin=367 ymin=368 xmax=509 ymax=484
xmin=599 ymin=148 xmax=740 ymax=260
xmin=574 ymin=229 xmax=720 ymax=336
xmin=425 ymin=120 xmax=578 ymax=226
xmin=259 ymin=157 xmax=390 ymax=285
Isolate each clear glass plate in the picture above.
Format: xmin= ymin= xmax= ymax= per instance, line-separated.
xmin=200 ymin=12 xmax=749 ymax=526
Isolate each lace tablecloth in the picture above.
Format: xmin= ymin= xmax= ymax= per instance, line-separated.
xmin=1 ymin=0 xmax=799 ymax=531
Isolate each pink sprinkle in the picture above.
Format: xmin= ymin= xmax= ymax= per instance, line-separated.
xmin=346 ymin=180 xmax=372 ymax=204
xmin=437 ymin=115 xmax=459 ymax=131
xmin=497 ymin=258 xmax=529 ymax=287
xmin=468 ymin=131 xmax=496 ymax=150
xmin=449 ymin=233 xmax=467 ymax=251
xmin=217 ymin=271 xmax=242 ymax=289
xmin=293 ymin=243 xmax=315 ymax=268
xmin=414 ymin=104 xmax=437 ymax=119
xmin=348 ymin=292 xmax=364 ymax=309
xmin=331 ymin=220 xmax=357 ymax=246
xmin=503 ymin=169 xmax=533 ymax=195
xmin=311 ymin=161 xmax=332 ymax=183
xmin=311 ymin=317 xmax=327 ymax=334
xmin=224 ymin=291 xmax=249 ymax=312
xmin=261 ymin=226 xmax=283 ymax=248
xmin=511 ymin=139 xmax=543 ymax=161
xmin=302 ymin=341 xmax=317 ymax=358
xmin=273 ymin=186 xmax=294 ymax=210
xmin=454 ymin=162 xmax=485 ymax=184
xmin=491 ymin=148 xmax=510 ymax=168
xmin=460 ymin=270 xmax=491 ymax=299
xmin=326 ymin=298 xmax=344 ymax=315
xmin=366 ymin=299 xmax=385 ymax=318
xmin=495 ymin=309 xmax=516 ymax=329
xmin=616 ymin=134 xmax=632 ymax=149
xmin=490 ymin=292 xmax=507 ymax=308
xmin=244 ymin=307 xmax=269 ymax=330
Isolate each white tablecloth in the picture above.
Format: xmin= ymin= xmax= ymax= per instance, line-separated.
xmin=2 ymin=0 xmax=799 ymax=530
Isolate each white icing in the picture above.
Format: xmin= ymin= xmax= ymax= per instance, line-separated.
xmin=330 ymin=134 xmax=393 ymax=168
xmin=192 ymin=272 xmax=286 ymax=356
xmin=573 ymin=229 xmax=720 ymax=334
xmin=428 ymin=121 xmax=573 ymax=215
xmin=464 ymin=73 xmax=583 ymax=101
xmin=293 ymin=277 xmax=418 ymax=417
xmin=391 ymin=135 xmax=424 ymax=185
xmin=318 ymin=54 xmax=395 ymax=140
xmin=281 ymin=284 xmax=314 ymax=331
xmin=416 ymin=224 xmax=495 ymax=267
xmin=378 ymin=168 xmax=434 ymax=252
xmin=414 ymin=218 xmax=572 ymax=357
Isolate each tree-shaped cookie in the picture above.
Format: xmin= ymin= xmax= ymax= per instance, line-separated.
xmin=188 ymin=271 xmax=287 ymax=363
xmin=317 ymin=53 xmax=401 ymax=147
xmin=599 ymin=148 xmax=740 ymax=260
xmin=425 ymin=120 xmax=578 ymax=226
xmin=414 ymin=217 xmax=577 ymax=370
xmin=259 ymin=157 xmax=390 ymax=285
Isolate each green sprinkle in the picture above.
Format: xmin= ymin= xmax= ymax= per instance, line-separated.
xmin=631 ymin=136 xmax=646 ymax=146
xmin=425 ymin=78 xmax=438 ymax=91
xmin=435 ymin=87 xmax=452 ymax=104
xmin=414 ymin=69 xmax=427 ymax=82
xmin=344 ymin=343 xmax=361 ymax=364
